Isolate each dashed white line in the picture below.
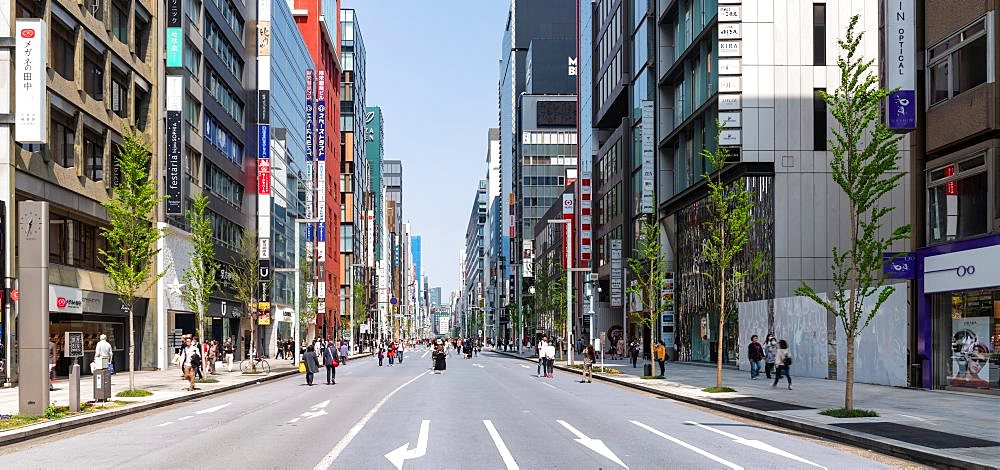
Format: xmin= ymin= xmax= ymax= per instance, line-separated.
xmin=483 ymin=420 xmax=519 ymax=470
xmin=313 ymin=370 xmax=430 ymax=470
xmin=156 ymin=422 xmax=175 ymax=427
xmin=541 ymin=382 xmax=558 ymax=390
xmin=631 ymin=420 xmax=743 ymax=470
xmin=196 ymin=403 xmax=231 ymax=414
xmin=177 ymin=415 xmax=193 ymax=421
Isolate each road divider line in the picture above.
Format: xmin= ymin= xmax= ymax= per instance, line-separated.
xmin=196 ymin=403 xmax=231 ymax=414
xmin=631 ymin=420 xmax=742 ymax=470
xmin=684 ymin=421 xmax=826 ymax=469
xmin=313 ymin=370 xmax=430 ymax=470
xmin=541 ymin=382 xmax=558 ymax=390
xmin=483 ymin=420 xmax=519 ymax=470
xmin=177 ymin=416 xmax=193 ymax=421
xmin=155 ymin=422 xmax=174 ymax=427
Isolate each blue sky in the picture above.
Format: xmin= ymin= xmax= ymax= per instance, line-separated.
xmin=343 ymin=1 xmax=510 ymax=297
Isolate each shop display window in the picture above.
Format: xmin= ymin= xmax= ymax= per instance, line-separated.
xmin=50 ymin=321 xmax=124 ymax=355
xmin=933 ymin=288 xmax=1000 ymax=391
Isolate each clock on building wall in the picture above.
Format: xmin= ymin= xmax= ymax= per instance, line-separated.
xmin=19 ymin=205 xmax=42 ymax=241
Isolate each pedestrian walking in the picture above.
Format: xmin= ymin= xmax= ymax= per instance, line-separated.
xmin=208 ymin=340 xmax=219 ymax=375
xmin=48 ymin=340 xmax=57 ymax=391
xmin=432 ymin=343 xmax=447 ymax=374
xmin=616 ymin=337 xmax=625 ymax=360
xmin=193 ymin=336 xmax=205 ymax=379
xmin=747 ymin=335 xmax=764 ymax=380
xmin=772 ymin=339 xmax=793 ymax=390
xmin=95 ymin=334 xmax=113 ymax=374
xmin=323 ymin=341 xmax=339 ymax=385
xmin=223 ymin=338 xmax=235 ymax=372
xmin=377 ymin=345 xmax=385 ymax=366
xmin=275 ymin=338 xmax=284 ymax=360
xmin=630 ymin=341 xmax=640 ymax=368
xmin=653 ymin=340 xmax=667 ymax=377
xmin=340 ymin=341 xmax=349 ymax=364
xmin=180 ymin=336 xmax=200 ymax=391
xmin=537 ymin=337 xmax=548 ymax=377
xmin=764 ymin=334 xmax=777 ymax=379
xmin=581 ymin=344 xmax=595 ymax=383
xmin=302 ymin=344 xmax=320 ymax=386
xmin=398 ymin=343 xmax=405 ymax=364
xmin=388 ymin=343 xmax=397 ymax=366
xmin=544 ymin=341 xmax=556 ymax=378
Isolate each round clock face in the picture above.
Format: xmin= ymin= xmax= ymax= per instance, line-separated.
xmin=19 ymin=208 xmax=42 ymax=239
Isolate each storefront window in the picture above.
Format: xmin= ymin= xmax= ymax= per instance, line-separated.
xmin=933 ymin=289 xmax=1000 ymax=391
xmin=927 ymin=155 xmax=989 ymax=244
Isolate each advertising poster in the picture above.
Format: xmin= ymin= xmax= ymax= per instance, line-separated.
xmin=257 ymin=302 xmax=272 ymax=326
xmin=949 ymin=317 xmax=993 ymax=388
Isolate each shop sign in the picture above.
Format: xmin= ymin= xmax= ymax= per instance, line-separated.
xmin=15 ymin=19 xmax=47 ymax=144
xmin=882 ymin=252 xmax=915 ymax=279
xmin=924 ymin=244 xmax=1000 ymax=293
xmin=165 ymin=76 xmax=183 ymax=215
xmin=49 ymin=285 xmax=83 ymax=314
xmin=640 ymin=100 xmax=655 ymax=214
xmin=885 ymin=0 xmax=916 ymax=130
xmin=257 ymin=302 xmax=271 ymax=325
xmin=166 ymin=28 xmax=183 ymax=67
xmin=718 ymin=94 xmax=741 ymax=110
xmin=610 ymin=239 xmax=623 ymax=307
xmin=718 ymin=5 xmax=740 ymax=21
xmin=82 ymin=290 xmax=104 ymax=313
xmin=64 ymin=332 xmax=84 ymax=357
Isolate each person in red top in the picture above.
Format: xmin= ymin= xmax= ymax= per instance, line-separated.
xmin=387 ymin=342 xmax=397 ymax=366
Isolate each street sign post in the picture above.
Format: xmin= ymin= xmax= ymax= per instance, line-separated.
xmin=64 ymin=331 xmax=83 ymax=412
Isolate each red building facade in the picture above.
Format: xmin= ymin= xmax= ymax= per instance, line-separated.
xmin=294 ymin=0 xmax=343 ymax=340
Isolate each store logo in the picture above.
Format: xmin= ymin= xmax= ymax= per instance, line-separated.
xmin=56 ymin=297 xmax=67 ymax=308
xmin=926 ymin=264 xmax=975 ymax=277
xmin=20 ymin=28 xmax=35 ymax=38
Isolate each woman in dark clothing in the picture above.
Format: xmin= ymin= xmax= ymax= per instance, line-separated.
xmin=432 ymin=345 xmax=447 ymax=374
xmin=303 ymin=344 xmax=320 ymax=386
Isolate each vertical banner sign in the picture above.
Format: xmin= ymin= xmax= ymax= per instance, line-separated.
xmin=561 ymin=194 xmax=574 ymax=269
xmin=165 ymin=76 xmax=183 ymax=215
xmin=316 ymin=70 xmax=327 ymax=234
xmin=305 ymin=70 xmax=314 ymax=220
xmin=885 ymin=0 xmax=916 ymax=130
xmin=15 ymin=19 xmax=47 ymax=144
xmin=256 ymin=0 xmax=272 ymax=307
xmin=610 ymin=239 xmax=623 ymax=307
xmin=717 ymin=3 xmax=743 ymax=147
xmin=579 ymin=142 xmax=594 ymax=264
xmin=165 ymin=0 xmax=182 ymax=67
xmin=641 ymin=100 xmax=655 ymax=214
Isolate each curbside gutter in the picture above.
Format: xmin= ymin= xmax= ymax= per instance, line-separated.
xmin=495 ymin=351 xmax=996 ymax=470
xmin=0 ymin=352 xmax=375 ymax=448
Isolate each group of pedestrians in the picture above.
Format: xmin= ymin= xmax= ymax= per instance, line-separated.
xmin=747 ymin=333 xmax=793 ymax=389
xmin=275 ymin=338 xmax=296 ymax=362
xmin=537 ymin=336 xmax=556 ymax=378
xmin=376 ymin=341 xmax=403 ymax=366
xmin=301 ymin=338 xmax=345 ymax=386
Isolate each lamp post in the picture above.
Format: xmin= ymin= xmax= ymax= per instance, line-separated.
xmin=547 ymin=219 xmax=574 ymax=366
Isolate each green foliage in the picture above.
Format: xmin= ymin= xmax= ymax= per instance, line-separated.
xmin=99 ymin=129 xmax=165 ymax=391
xmin=182 ymin=193 xmax=219 ymax=340
xmin=794 ymin=16 xmax=911 ymax=410
xmin=353 ymin=282 xmax=367 ymax=327
xmin=531 ymin=256 xmax=567 ymax=336
xmin=702 ymin=387 xmax=737 ymax=393
xmin=195 ymin=378 xmax=220 ymax=384
xmin=231 ymin=230 xmax=262 ymax=323
xmin=299 ymin=257 xmax=319 ymax=323
xmin=44 ymin=403 xmax=60 ymax=420
xmin=115 ymin=389 xmax=153 ymax=398
xmin=626 ymin=220 xmax=672 ymax=350
xmin=700 ymin=123 xmax=768 ymax=389
xmin=820 ymin=408 xmax=879 ymax=418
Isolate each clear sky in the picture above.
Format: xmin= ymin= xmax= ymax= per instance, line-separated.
xmin=343 ymin=1 xmax=510 ymax=297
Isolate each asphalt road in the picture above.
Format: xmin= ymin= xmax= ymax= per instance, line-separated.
xmin=0 ymin=348 xmax=902 ymax=469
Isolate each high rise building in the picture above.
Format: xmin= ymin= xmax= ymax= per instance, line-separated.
xmin=485 ymin=128 xmax=503 ymax=342
xmin=463 ymin=181 xmax=488 ymax=338
xmin=339 ymin=8 xmax=367 ymax=343
xmin=293 ymin=0 xmax=343 ymax=341
xmin=383 ymin=160 xmax=404 ymax=339
xmin=364 ymin=106 xmax=384 ymax=341
xmin=430 ymin=287 xmax=443 ymax=308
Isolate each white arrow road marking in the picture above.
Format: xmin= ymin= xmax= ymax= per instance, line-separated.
xmin=473 ymin=363 xmax=485 ymax=368
xmin=631 ymin=420 xmax=743 ymax=470
xmin=684 ymin=421 xmax=827 ymax=469
xmin=313 ymin=371 xmax=429 ymax=470
xmin=196 ymin=403 xmax=231 ymax=414
xmin=556 ymin=420 xmax=628 ymax=469
xmin=156 ymin=421 xmax=174 ymax=427
xmin=384 ymin=420 xmax=430 ymax=470
xmin=300 ymin=400 xmax=331 ymax=420
xmin=483 ymin=420 xmax=519 ymax=470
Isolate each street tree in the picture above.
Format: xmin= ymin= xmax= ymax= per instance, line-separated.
xmin=231 ymin=229 xmax=264 ymax=370
xmin=299 ymin=257 xmax=318 ymax=329
xmin=626 ymin=219 xmax=671 ymax=377
xmin=181 ymin=193 xmax=218 ymax=344
xmin=353 ymin=282 xmax=367 ymax=342
xmin=795 ymin=15 xmax=911 ymax=412
xmin=701 ymin=125 xmax=768 ymax=391
xmin=99 ymin=129 xmax=165 ymax=391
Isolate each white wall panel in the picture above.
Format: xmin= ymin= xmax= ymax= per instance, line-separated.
xmin=743 ymin=66 xmax=759 ymax=108
xmin=758 ymin=23 xmax=774 ymax=66
xmin=835 ymin=284 xmax=909 ymax=387
xmin=742 ymin=108 xmax=759 ymax=150
xmin=774 ymin=295 xmax=829 ymax=380
xmin=737 ymin=299 xmax=770 ymax=372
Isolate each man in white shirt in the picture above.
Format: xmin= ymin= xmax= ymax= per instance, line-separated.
xmin=537 ymin=336 xmax=548 ymax=377
xmin=544 ymin=341 xmax=557 ymax=378
xmin=95 ymin=334 xmax=113 ymax=375
xmin=180 ymin=336 xmax=200 ymax=391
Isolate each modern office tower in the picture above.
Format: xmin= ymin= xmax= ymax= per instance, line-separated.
xmin=364 ymin=106 xmax=384 ymax=340
xmin=484 ymin=128 xmax=503 ymax=342
xmin=383 ymin=159 xmax=403 ymax=339
xmin=463 ymin=181 xmax=488 ymax=338
xmin=293 ymin=0 xmax=343 ymax=341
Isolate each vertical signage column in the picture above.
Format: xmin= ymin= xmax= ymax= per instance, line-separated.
xmin=718 ymin=1 xmax=743 ymax=148
xmin=885 ymin=0 xmax=916 ymax=130
xmin=256 ymin=0 xmax=272 ymax=323
xmin=14 ymin=19 xmax=47 ymax=144
xmin=640 ymin=101 xmax=655 ymax=214
xmin=316 ymin=70 xmax=328 ymax=328
xmin=164 ymin=0 xmax=184 ymax=215
xmin=304 ymin=70 xmax=318 ymax=321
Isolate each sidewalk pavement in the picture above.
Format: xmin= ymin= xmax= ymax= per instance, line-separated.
xmin=0 ymin=352 xmax=372 ymax=447
xmin=497 ymin=349 xmax=1000 ymax=470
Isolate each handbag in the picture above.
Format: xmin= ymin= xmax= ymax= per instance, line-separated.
xmin=107 ymin=362 xmax=115 ymax=375
xmin=783 ymin=355 xmax=793 ymax=366
xmin=331 ymin=359 xmax=339 ymax=368
xmin=298 ymin=362 xmax=306 ymax=373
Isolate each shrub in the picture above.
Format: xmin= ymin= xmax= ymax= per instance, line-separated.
xmin=820 ymin=408 xmax=879 ymax=418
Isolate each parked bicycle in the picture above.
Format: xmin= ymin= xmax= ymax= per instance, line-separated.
xmin=240 ymin=353 xmax=270 ymax=375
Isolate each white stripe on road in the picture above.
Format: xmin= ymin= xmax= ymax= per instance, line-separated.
xmin=630 ymin=420 xmax=743 ymax=470
xmin=557 ymin=420 xmax=629 ymax=469
xmin=483 ymin=420 xmax=519 ymax=470
xmin=473 ymin=363 xmax=485 ymax=368
xmin=519 ymin=364 xmax=530 ymax=369
xmin=313 ymin=370 xmax=430 ymax=470
xmin=421 ymin=351 xmax=429 ymax=359
xmin=196 ymin=403 xmax=231 ymax=414
xmin=684 ymin=421 xmax=826 ymax=469
xmin=156 ymin=421 xmax=174 ymax=427
xmin=177 ymin=415 xmax=193 ymax=421
xmin=541 ymin=382 xmax=558 ymax=390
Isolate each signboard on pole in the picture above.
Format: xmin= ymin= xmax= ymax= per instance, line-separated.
xmin=610 ymin=239 xmax=623 ymax=307
xmin=64 ymin=332 xmax=84 ymax=357
xmin=885 ymin=0 xmax=916 ymax=130
xmin=15 ymin=19 xmax=47 ymax=144
xmin=641 ymin=100 xmax=655 ymax=214
xmin=165 ymin=76 xmax=183 ymax=214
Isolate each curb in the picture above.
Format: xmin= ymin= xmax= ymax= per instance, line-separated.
xmin=495 ymin=351 xmax=997 ymax=470
xmin=0 ymin=352 xmax=374 ymax=448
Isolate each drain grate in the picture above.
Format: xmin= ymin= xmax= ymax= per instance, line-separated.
xmin=834 ymin=422 xmax=1000 ymax=449
xmin=717 ymin=397 xmax=814 ymax=411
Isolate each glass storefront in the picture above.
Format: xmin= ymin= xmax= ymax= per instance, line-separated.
xmin=932 ymin=288 xmax=1000 ymax=392
xmin=50 ymin=316 xmax=127 ymax=376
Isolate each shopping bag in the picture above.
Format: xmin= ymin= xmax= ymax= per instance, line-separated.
xmin=298 ymin=362 xmax=306 ymax=373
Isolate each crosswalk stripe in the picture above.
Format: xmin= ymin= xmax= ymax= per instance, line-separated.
xmin=483 ymin=420 xmax=519 ymax=470
xmin=630 ymin=420 xmax=743 ymax=470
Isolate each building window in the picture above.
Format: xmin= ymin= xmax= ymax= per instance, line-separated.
xmin=87 ymin=0 xmax=104 ymax=20
xmin=183 ymin=41 xmax=201 ymax=75
xmin=927 ymin=17 xmax=991 ymax=107
xmin=211 ymin=0 xmax=245 ymax=38
xmin=206 ymin=18 xmax=244 ymax=78
xmin=186 ymin=148 xmax=201 ymax=185
xmin=927 ymin=154 xmax=988 ymax=243
xmin=84 ymin=49 xmax=104 ymax=101
xmin=134 ymin=13 xmax=151 ymax=62
xmin=813 ymin=4 xmax=826 ymax=66
xmin=185 ymin=0 xmax=201 ymax=24
xmin=204 ymin=114 xmax=244 ymax=166
xmin=205 ymin=67 xmax=244 ymax=124
xmin=184 ymin=94 xmax=201 ymax=129
xmin=110 ymin=73 xmax=128 ymax=118
xmin=813 ymin=89 xmax=827 ymax=151
xmin=204 ymin=161 xmax=244 ymax=208
xmin=110 ymin=0 xmax=129 ymax=44
xmin=51 ymin=21 xmax=75 ymax=81
xmin=84 ymin=131 xmax=104 ymax=181
xmin=134 ymin=87 xmax=150 ymax=131
xmin=51 ymin=112 xmax=76 ymax=168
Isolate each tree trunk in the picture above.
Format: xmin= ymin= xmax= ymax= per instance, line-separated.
xmin=845 ymin=333 xmax=855 ymax=410
xmin=128 ymin=304 xmax=135 ymax=390
xmin=716 ymin=268 xmax=726 ymax=389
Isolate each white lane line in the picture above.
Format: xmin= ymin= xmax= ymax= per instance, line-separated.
xmin=196 ymin=402 xmax=231 ymax=414
xmin=556 ymin=420 xmax=628 ymax=469
xmin=483 ymin=420 xmax=519 ymax=470
xmin=684 ymin=421 xmax=826 ymax=469
xmin=541 ymin=382 xmax=558 ymax=390
xmin=631 ymin=420 xmax=743 ymax=470
xmin=313 ymin=370 xmax=430 ymax=470
xmin=156 ymin=422 xmax=175 ymax=427
xmin=289 ymin=417 xmax=301 ymax=424
xmin=177 ymin=415 xmax=193 ymax=421
xmin=519 ymin=364 xmax=530 ymax=369
xmin=473 ymin=363 xmax=485 ymax=368
xmin=421 ymin=351 xmax=429 ymax=359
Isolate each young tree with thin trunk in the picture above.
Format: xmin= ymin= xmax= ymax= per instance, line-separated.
xmin=181 ymin=193 xmax=218 ymax=344
xmin=701 ymin=125 xmax=768 ymax=391
xmin=626 ymin=219 xmax=671 ymax=377
xmin=299 ymin=257 xmax=318 ymax=328
xmin=99 ymin=129 xmax=165 ymax=391
xmin=795 ymin=15 xmax=911 ymax=412
xmin=231 ymin=230 xmax=263 ymax=370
